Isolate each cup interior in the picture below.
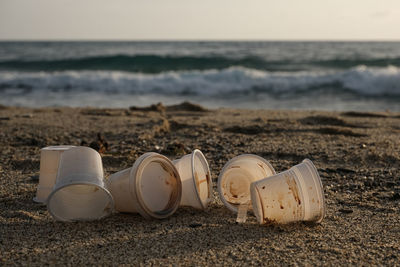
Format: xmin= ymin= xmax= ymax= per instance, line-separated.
xmin=134 ymin=154 xmax=181 ymax=218
xmin=218 ymin=154 xmax=275 ymax=212
xmin=139 ymin=161 xmax=179 ymax=213
xmin=221 ymin=167 xmax=254 ymax=205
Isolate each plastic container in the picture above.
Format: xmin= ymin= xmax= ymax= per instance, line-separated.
xmin=218 ymin=154 xmax=275 ymax=212
xmin=47 ymin=146 xmax=114 ymax=221
xmin=107 ymin=152 xmax=182 ymax=219
xmin=173 ymin=149 xmax=212 ymax=210
xmin=34 ymin=145 xmax=75 ymax=203
xmin=250 ymin=159 xmax=325 ymax=225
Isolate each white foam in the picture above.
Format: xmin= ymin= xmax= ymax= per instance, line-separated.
xmin=0 ymin=66 xmax=399 ymax=110
xmin=1 ymin=66 xmax=399 ymax=97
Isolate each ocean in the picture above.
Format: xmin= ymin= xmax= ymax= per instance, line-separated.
xmin=0 ymin=41 xmax=399 ymax=111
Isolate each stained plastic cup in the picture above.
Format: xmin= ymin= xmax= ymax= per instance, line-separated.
xmin=34 ymin=145 xmax=75 ymax=203
xmin=218 ymin=154 xmax=275 ymax=212
xmin=106 ymin=152 xmax=182 ymax=219
xmin=47 ymin=146 xmax=114 ymax=222
xmin=250 ymin=159 xmax=325 ymax=225
xmin=173 ymin=149 xmax=212 ymax=210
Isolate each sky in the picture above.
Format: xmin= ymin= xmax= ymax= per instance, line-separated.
xmin=0 ymin=0 xmax=400 ymax=41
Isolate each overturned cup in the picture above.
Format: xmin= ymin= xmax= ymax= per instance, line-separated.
xmin=34 ymin=145 xmax=75 ymax=203
xmin=107 ymin=152 xmax=182 ymax=219
xmin=218 ymin=154 xmax=275 ymax=212
xmin=250 ymin=159 xmax=326 ymax=225
xmin=47 ymin=146 xmax=114 ymax=222
xmin=173 ymin=149 xmax=212 ymax=210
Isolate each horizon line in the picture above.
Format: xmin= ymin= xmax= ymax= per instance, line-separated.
xmin=1 ymin=38 xmax=400 ymax=42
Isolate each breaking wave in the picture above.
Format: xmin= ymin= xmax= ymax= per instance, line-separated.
xmin=1 ymin=65 xmax=399 ymax=97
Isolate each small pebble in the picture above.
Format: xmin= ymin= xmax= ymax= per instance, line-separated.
xmin=30 ymin=175 xmax=39 ymax=182
xmin=338 ymin=208 xmax=353 ymax=214
xmin=188 ymin=223 xmax=202 ymax=228
xmin=391 ymin=192 xmax=400 ymax=201
xmin=20 ymin=114 xmax=33 ymax=118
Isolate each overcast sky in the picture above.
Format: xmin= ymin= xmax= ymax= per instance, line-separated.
xmin=1 ymin=0 xmax=399 ymax=40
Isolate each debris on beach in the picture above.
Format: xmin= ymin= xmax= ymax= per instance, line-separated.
xmin=168 ymin=120 xmax=189 ymax=131
xmin=338 ymin=208 xmax=353 ymax=214
xmin=129 ymin=101 xmax=208 ymax=113
xmin=152 ymin=118 xmax=191 ymax=136
xmin=30 ymin=174 xmax=39 ymax=182
xmin=151 ymin=116 xmax=194 ymax=136
xmin=299 ymin=115 xmax=360 ymax=128
xmin=391 ymin=192 xmax=400 ymax=201
xmin=315 ymin=127 xmax=367 ymax=137
xmin=80 ymin=133 xmax=109 ymax=153
xmin=129 ymin=102 xmax=166 ymax=113
xmin=16 ymin=113 xmax=33 ymax=118
xmin=223 ymin=125 xmax=264 ymax=135
xmin=14 ymin=135 xmax=45 ymax=147
xmin=188 ymin=223 xmax=202 ymax=228
xmin=2 ymin=104 xmax=399 ymax=265
xmin=166 ymin=101 xmax=208 ymax=112
xmin=81 ymin=108 xmax=128 ymax=116
xmin=153 ymin=118 xmax=170 ymax=135
xmin=161 ymin=142 xmax=187 ymax=156
xmin=341 ymin=111 xmax=388 ymax=118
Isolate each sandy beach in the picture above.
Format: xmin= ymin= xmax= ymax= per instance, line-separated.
xmin=0 ymin=103 xmax=399 ymax=265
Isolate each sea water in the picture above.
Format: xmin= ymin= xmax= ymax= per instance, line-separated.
xmin=0 ymin=41 xmax=399 ymax=111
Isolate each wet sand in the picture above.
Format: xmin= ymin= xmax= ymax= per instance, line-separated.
xmin=0 ymin=103 xmax=399 ymax=265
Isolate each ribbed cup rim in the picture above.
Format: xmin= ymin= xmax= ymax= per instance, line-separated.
xmin=190 ymin=149 xmax=212 ymax=210
xmin=41 ymin=145 xmax=76 ymax=151
xmin=129 ymin=153 xmax=182 ymax=219
xmin=250 ymin=183 xmax=264 ymax=224
xmin=47 ymin=181 xmax=114 ymax=222
xmin=300 ymin=159 xmax=326 ymax=223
